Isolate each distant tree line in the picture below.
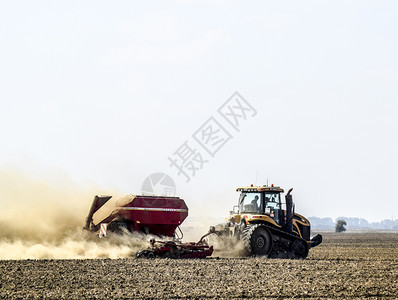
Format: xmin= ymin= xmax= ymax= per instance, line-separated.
xmin=308 ymin=217 xmax=398 ymax=230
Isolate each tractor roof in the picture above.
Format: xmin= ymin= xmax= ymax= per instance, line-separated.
xmin=236 ymin=185 xmax=284 ymax=193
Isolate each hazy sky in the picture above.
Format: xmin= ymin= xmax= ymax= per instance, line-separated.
xmin=1 ymin=1 xmax=397 ymax=222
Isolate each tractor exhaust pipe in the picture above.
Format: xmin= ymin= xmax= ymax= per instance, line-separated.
xmin=285 ymin=188 xmax=294 ymax=233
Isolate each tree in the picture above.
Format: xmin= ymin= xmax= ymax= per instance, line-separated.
xmin=335 ymin=219 xmax=347 ymax=232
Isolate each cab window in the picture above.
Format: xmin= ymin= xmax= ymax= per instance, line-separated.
xmin=264 ymin=193 xmax=280 ymax=205
xmin=239 ymin=192 xmax=262 ymax=213
xmin=264 ymin=193 xmax=281 ymax=223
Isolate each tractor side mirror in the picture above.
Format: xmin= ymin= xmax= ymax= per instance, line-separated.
xmin=232 ymin=205 xmax=239 ymax=214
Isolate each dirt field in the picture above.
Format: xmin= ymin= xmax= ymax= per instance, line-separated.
xmin=1 ymin=232 xmax=397 ymax=299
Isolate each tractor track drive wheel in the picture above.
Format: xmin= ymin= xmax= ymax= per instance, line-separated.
xmin=243 ymin=224 xmax=272 ymax=256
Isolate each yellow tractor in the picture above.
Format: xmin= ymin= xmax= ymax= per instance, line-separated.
xmin=214 ymin=185 xmax=322 ymax=258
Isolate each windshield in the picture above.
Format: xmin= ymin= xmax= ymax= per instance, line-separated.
xmin=239 ymin=192 xmax=262 ymax=213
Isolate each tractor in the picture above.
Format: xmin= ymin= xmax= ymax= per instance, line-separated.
xmin=213 ymin=184 xmax=322 ymax=258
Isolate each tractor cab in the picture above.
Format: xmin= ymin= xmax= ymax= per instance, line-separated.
xmin=235 ymin=185 xmax=285 ymax=226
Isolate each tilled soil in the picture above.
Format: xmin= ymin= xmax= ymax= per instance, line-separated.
xmin=1 ymin=232 xmax=398 ymax=299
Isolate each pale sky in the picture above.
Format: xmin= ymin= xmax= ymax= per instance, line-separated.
xmin=1 ymin=1 xmax=397 ymax=222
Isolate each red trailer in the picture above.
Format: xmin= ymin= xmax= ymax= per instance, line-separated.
xmin=84 ymin=194 xmax=213 ymax=258
xmin=85 ymin=195 xmax=189 ymax=237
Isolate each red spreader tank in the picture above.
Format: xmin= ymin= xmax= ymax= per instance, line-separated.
xmin=84 ymin=195 xmax=188 ymax=237
xmin=84 ymin=194 xmax=213 ymax=258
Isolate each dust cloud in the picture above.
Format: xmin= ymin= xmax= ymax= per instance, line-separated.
xmin=182 ymin=221 xmax=246 ymax=257
xmin=0 ymin=167 xmax=246 ymax=259
xmin=206 ymin=234 xmax=247 ymax=258
xmin=181 ymin=205 xmax=246 ymax=258
xmin=0 ymin=168 xmax=149 ymax=259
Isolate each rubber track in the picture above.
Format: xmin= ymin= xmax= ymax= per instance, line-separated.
xmin=242 ymin=224 xmax=263 ymax=255
xmin=242 ymin=223 xmax=308 ymax=258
